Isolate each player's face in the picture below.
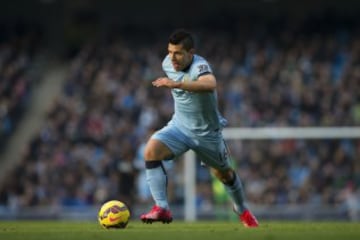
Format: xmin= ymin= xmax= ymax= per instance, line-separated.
xmin=168 ymin=43 xmax=194 ymax=71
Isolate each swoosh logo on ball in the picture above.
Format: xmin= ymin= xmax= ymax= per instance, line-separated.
xmin=109 ymin=216 xmax=121 ymax=222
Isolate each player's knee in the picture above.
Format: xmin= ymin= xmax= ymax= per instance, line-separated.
xmin=212 ymin=169 xmax=235 ymax=185
xmin=144 ymin=146 xmax=159 ymax=160
xmin=144 ymin=140 xmax=172 ymax=160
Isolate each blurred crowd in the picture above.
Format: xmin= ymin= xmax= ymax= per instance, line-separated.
xmin=0 ymin=19 xmax=359 ymax=220
xmin=0 ymin=32 xmax=38 ymax=151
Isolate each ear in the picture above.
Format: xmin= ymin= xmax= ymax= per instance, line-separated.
xmin=189 ymin=48 xmax=195 ymax=55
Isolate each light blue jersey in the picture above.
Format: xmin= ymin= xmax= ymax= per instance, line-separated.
xmin=152 ymin=54 xmax=231 ymax=170
xmin=162 ymin=54 xmax=227 ymax=137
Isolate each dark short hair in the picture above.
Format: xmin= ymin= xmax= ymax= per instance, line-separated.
xmin=169 ymin=29 xmax=194 ymax=51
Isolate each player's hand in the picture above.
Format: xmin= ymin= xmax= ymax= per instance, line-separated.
xmin=152 ymin=77 xmax=180 ymax=89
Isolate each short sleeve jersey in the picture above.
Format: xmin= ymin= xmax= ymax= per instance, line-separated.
xmin=162 ymin=54 xmax=227 ymax=136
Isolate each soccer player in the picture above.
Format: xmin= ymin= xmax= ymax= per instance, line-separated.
xmin=140 ymin=29 xmax=259 ymax=227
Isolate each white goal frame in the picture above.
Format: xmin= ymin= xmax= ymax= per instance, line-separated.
xmin=183 ymin=126 xmax=360 ymax=221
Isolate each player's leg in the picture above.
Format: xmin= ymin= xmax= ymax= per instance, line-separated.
xmin=141 ymin=139 xmax=173 ymax=223
xmin=141 ymin=124 xmax=189 ymax=223
xmin=209 ymin=167 xmax=258 ymax=227
xmin=144 ymin=139 xmax=173 ymax=210
xmin=195 ymin=137 xmax=259 ymax=227
xmin=209 ymin=167 xmax=247 ymax=212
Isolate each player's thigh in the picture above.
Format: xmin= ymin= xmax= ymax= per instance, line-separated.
xmin=195 ymin=137 xmax=231 ymax=171
xmin=149 ymin=124 xmax=190 ymax=159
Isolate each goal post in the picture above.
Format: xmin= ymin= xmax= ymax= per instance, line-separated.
xmin=183 ymin=126 xmax=360 ymax=221
xmin=222 ymin=127 xmax=360 ymax=139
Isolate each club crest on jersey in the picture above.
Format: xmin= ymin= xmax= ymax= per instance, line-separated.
xmin=198 ymin=64 xmax=209 ymax=74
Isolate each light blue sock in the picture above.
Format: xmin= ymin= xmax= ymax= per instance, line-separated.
xmin=224 ymin=173 xmax=248 ymax=214
xmin=146 ymin=164 xmax=169 ymax=210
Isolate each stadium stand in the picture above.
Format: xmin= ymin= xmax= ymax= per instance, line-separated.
xmin=0 ymin=29 xmax=42 ymax=152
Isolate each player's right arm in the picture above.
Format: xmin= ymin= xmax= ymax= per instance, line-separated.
xmin=152 ymin=74 xmax=216 ymax=92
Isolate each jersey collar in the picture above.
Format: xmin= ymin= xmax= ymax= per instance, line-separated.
xmin=181 ymin=56 xmax=194 ymax=73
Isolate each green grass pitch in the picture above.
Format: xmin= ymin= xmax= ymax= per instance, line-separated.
xmin=0 ymin=220 xmax=359 ymax=240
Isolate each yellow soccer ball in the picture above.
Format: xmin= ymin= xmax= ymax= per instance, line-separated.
xmin=98 ymin=200 xmax=130 ymax=229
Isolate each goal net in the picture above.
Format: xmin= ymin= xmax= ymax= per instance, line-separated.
xmin=183 ymin=127 xmax=360 ymax=221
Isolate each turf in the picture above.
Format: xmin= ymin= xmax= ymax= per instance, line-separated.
xmin=0 ymin=220 xmax=359 ymax=240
